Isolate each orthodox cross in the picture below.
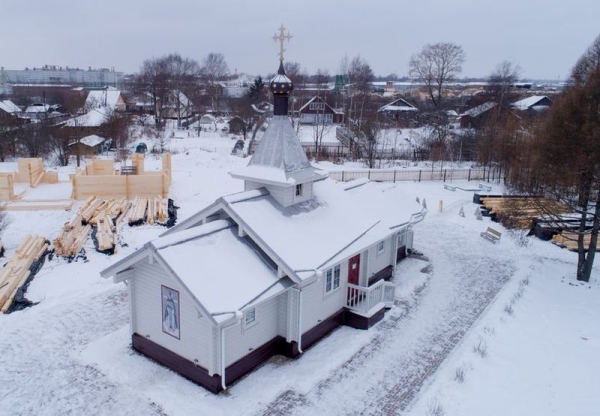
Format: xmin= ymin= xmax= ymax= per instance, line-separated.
xmin=272 ymin=24 xmax=292 ymax=62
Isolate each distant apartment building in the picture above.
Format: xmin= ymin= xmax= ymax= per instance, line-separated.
xmin=0 ymin=65 xmax=124 ymax=94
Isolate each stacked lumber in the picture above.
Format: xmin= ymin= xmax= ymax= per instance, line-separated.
xmin=95 ymin=214 xmax=117 ymax=252
xmin=128 ymin=197 xmax=147 ymax=225
xmin=53 ymin=213 xmax=91 ymax=257
xmin=54 ymin=196 xmax=131 ymax=257
xmin=480 ymin=196 xmax=568 ymax=230
xmin=552 ymin=232 xmax=600 ymax=252
xmin=0 ymin=235 xmax=48 ymax=313
xmin=129 ymin=196 xmax=168 ymax=225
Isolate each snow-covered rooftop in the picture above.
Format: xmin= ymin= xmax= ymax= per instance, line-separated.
xmin=73 ymin=134 xmax=106 ymax=148
xmin=379 ymin=98 xmax=418 ymax=113
xmin=511 ymin=95 xmax=551 ymax=110
xmin=153 ymin=220 xmax=290 ymax=322
xmin=460 ymin=101 xmax=497 ymax=118
xmin=0 ymin=100 xmax=21 ymax=114
xmin=65 ymin=108 xmax=109 ymax=127
xmin=225 ymin=179 xmax=423 ymax=273
xmin=85 ymin=90 xmax=123 ymax=110
xmin=231 ymin=116 xmax=325 ymax=185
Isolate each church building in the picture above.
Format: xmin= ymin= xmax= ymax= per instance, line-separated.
xmin=101 ymin=45 xmax=426 ymax=393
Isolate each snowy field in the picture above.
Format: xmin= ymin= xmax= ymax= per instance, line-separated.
xmin=0 ymin=132 xmax=598 ymax=416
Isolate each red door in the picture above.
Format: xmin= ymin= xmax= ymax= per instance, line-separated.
xmin=348 ymin=254 xmax=360 ymax=285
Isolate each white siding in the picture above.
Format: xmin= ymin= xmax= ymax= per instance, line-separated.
xmin=223 ymin=294 xmax=282 ymax=366
xmin=244 ymin=181 xmax=313 ymax=208
xmin=301 ymin=261 xmax=347 ymax=333
xmin=366 ymin=236 xmax=394 ymax=279
xmin=132 ymin=260 xmax=214 ymax=372
xmin=278 ymin=293 xmax=288 ymax=338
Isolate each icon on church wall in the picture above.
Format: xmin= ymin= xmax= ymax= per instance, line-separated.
xmin=161 ymin=285 xmax=180 ymax=339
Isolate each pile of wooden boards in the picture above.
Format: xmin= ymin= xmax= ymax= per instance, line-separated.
xmin=479 ymin=196 xmax=568 ymax=230
xmin=552 ymin=231 xmax=599 ymax=252
xmin=0 ymin=235 xmax=48 ymax=313
xmin=128 ymin=196 xmax=169 ymax=226
xmin=54 ymin=196 xmax=131 ymax=256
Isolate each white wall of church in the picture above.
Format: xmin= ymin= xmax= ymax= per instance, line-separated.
xmin=132 ymin=260 xmax=214 ymax=372
xmin=300 ymin=260 xmax=347 ymax=333
xmin=244 ymin=181 xmax=313 ymax=208
xmin=223 ymin=293 xmax=282 ymax=367
xmin=365 ymin=235 xmax=394 ymax=279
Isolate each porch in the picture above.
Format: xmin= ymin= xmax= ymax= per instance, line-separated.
xmin=345 ymin=280 xmax=395 ymax=329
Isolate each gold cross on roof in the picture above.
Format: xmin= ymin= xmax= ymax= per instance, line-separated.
xmin=272 ymin=24 xmax=292 ymax=62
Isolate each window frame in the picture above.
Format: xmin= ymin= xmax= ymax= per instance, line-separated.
xmin=377 ymin=240 xmax=385 ymax=255
xmin=295 ymin=183 xmax=303 ymax=197
xmin=244 ymin=307 xmax=257 ymax=328
xmin=325 ymin=264 xmax=341 ymax=294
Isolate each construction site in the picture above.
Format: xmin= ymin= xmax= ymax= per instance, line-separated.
xmin=0 ymin=153 xmax=175 ymax=313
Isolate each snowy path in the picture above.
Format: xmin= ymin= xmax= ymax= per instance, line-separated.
xmin=257 ymin=213 xmax=516 ymax=416
xmin=0 ymin=287 xmax=159 ymax=416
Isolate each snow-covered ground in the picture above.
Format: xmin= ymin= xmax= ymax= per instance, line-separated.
xmin=0 ymin=131 xmax=598 ymax=416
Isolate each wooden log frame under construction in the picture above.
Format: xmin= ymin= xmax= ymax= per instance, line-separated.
xmin=71 ymin=154 xmax=172 ymax=200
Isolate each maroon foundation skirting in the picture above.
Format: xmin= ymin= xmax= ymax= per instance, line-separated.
xmin=300 ymin=309 xmax=345 ymax=351
xmin=132 ymin=305 xmax=390 ymax=393
xmin=132 ymin=333 xmax=223 ymax=393
xmin=344 ymin=304 xmax=386 ymax=330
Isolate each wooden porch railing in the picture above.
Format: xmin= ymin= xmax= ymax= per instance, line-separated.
xmin=346 ymin=280 xmax=395 ymax=314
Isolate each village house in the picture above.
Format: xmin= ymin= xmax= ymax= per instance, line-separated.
xmin=68 ymin=134 xmax=109 ymax=156
xmin=84 ymin=88 xmax=126 ymax=112
xmin=101 ymin=57 xmax=426 ymax=393
xmin=378 ymin=97 xmax=419 ymax=127
xmin=511 ymin=95 xmax=552 ymax=111
xmin=458 ymin=101 xmax=498 ymax=129
xmin=297 ymin=96 xmax=344 ymax=124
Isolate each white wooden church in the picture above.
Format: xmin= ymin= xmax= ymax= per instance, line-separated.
xmin=101 ymin=52 xmax=426 ymax=393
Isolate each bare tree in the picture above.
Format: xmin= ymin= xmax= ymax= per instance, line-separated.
xmin=311 ymin=69 xmax=332 ymax=157
xmin=137 ymin=57 xmax=170 ymax=126
xmin=409 ymin=42 xmax=466 ymax=108
xmin=201 ymin=52 xmax=229 ymax=111
xmin=487 ymin=60 xmax=521 ymax=109
xmin=508 ymin=34 xmax=600 ymax=282
xmin=164 ymin=53 xmax=200 ymax=127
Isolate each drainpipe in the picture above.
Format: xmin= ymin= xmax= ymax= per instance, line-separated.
xmin=219 ymin=313 xmax=240 ymax=391
xmin=297 ymin=288 xmax=303 ymax=354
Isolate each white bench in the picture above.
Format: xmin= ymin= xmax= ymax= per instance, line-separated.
xmin=480 ymin=227 xmax=502 ymax=243
xmin=444 ymin=184 xmax=457 ymax=191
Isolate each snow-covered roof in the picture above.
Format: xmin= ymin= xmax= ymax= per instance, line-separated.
xmin=70 ymin=134 xmax=106 ymax=148
xmin=25 ymin=104 xmax=49 ymax=113
xmin=224 ymin=180 xmax=423 ymax=274
xmin=0 ymin=100 xmax=21 ymax=114
xmin=511 ymin=96 xmax=551 ymax=110
xmin=231 ymin=116 xmax=326 ymax=185
xmin=460 ymin=102 xmax=497 ymax=118
xmin=85 ymin=90 xmax=123 ymax=110
xmin=64 ymin=108 xmax=109 ymax=127
xmin=199 ymin=114 xmax=215 ymax=124
xmin=379 ymin=98 xmax=418 ymax=113
xmin=155 ymin=220 xmax=291 ymax=322
xmin=102 ymin=219 xmax=293 ymax=323
xmin=298 ymin=96 xmax=342 ymax=114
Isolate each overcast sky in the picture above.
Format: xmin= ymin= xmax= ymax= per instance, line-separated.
xmin=1 ymin=0 xmax=597 ymax=80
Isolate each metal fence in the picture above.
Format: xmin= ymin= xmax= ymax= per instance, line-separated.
xmin=328 ymin=167 xmax=503 ymax=183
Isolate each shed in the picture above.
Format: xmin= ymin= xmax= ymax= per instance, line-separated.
xmin=68 ymin=134 xmax=108 ymax=156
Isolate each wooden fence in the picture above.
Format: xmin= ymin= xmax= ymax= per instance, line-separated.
xmin=328 ymin=166 xmax=503 ymax=183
